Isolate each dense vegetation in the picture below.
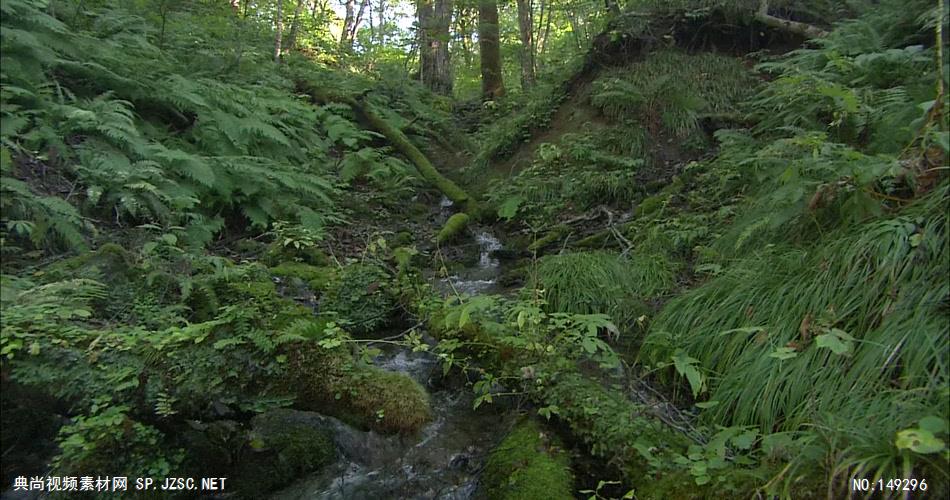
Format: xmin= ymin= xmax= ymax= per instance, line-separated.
xmin=1 ymin=0 xmax=947 ymax=498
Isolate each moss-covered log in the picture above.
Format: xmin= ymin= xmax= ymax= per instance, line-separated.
xmin=300 ymin=82 xmax=477 ymax=214
xmin=405 ymin=286 xmax=691 ymax=486
xmin=480 ymin=419 xmax=573 ymax=500
xmin=285 ymin=345 xmax=432 ymax=434
xmin=526 ymin=224 xmax=570 ymax=252
xmin=755 ymin=0 xmax=828 ymax=39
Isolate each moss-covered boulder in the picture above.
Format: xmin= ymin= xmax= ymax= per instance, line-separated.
xmin=270 ymin=262 xmax=337 ymax=292
xmin=481 ymin=419 xmax=574 ymax=500
xmin=261 ymin=241 xmax=329 ymax=267
xmin=436 ymin=213 xmax=471 ymax=244
xmin=286 ymin=345 xmax=432 ymax=434
xmin=230 ymin=409 xmax=336 ymax=498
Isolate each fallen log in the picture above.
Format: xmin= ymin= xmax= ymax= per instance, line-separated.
xmin=300 ymin=83 xmax=474 ymax=210
xmin=755 ymin=0 xmax=828 ymax=39
xmin=299 ymin=82 xmax=476 ymax=239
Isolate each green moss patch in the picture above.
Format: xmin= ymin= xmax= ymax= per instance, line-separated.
xmin=436 ymin=213 xmax=470 ymax=244
xmin=270 ymin=262 xmax=337 ymax=292
xmin=286 ymin=346 xmax=432 ymax=434
xmin=481 ymin=419 xmax=573 ymax=500
xmin=231 ymin=409 xmax=336 ymax=497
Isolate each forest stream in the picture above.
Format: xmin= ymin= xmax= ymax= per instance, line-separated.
xmin=274 ymin=227 xmax=513 ymax=500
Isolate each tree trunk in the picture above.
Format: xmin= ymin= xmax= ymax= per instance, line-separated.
xmin=274 ymin=0 xmax=284 ymax=63
xmin=376 ymin=0 xmax=386 ymax=44
xmin=516 ymin=0 xmax=535 ymax=90
xmin=350 ymin=0 xmax=370 ymax=45
xmin=456 ymin=5 xmax=470 ymax=65
xmin=566 ymin=10 xmax=585 ymax=49
xmin=285 ymin=0 xmax=306 ymax=52
xmin=604 ymin=0 xmax=620 ymax=17
xmin=539 ymin=0 xmax=552 ymax=58
xmin=418 ymin=0 xmax=454 ymax=95
xmin=300 ymin=84 xmax=477 ymax=213
xmin=477 ymin=0 xmax=505 ymax=100
xmin=754 ymin=0 xmax=827 ymax=39
xmin=341 ymin=0 xmax=355 ymax=47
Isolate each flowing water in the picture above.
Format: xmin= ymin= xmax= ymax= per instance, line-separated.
xmin=273 ymin=223 xmax=513 ymax=500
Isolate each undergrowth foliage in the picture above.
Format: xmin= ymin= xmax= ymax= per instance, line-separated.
xmin=0 ymin=0 xmax=948 ymax=498
xmin=0 ymin=0 xmax=433 ymax=252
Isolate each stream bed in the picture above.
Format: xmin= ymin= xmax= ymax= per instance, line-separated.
xmin=272 ymin=225 xmax=515 ymax=499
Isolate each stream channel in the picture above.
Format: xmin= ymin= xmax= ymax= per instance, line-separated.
xmin=273 ymin=207 xmax=515 ymax=499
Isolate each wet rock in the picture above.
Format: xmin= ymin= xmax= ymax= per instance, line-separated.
xmin=230 ymin=409 xmax=336 ymax=498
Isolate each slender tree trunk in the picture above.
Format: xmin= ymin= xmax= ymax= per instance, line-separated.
xmin=477 ymin=0 xmax=505 ymax=100
xmin=351 ymin=0 xmax=370 ymax=44
xmin=540 ymin=1 xmax=552 ymax=58
xmin=418 ymin=0 xmax=454 ymax=95
xmin=456 ymin=5 xmax=472 ymax=66
xmin=566 ymin=10 xmax=582 ymax=49
xmin=376 ymin=0 xmax=386 ymax=44
xmin=274 ymin=0 xmax=284 ymax=63
xmin=341 ymin=0 xmax=355 ymax=47
xmin=285 ymin=0 xmax=306 ymax=52
xmin=515 ymin=0 xmax=535 ymax=90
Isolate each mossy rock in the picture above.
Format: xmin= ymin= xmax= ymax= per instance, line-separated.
xmin=270 ymin=262 xmax=337 ymax=292
xmin=436 ymin=213 xmax=470 ymax=244
xmin=261 ymin=241 xmax=329 ymax=267
xmin=481 ymin=419 xmax=573 ymax=500
xmin=338 ymin=367 xmax=432 ymax=434
xmin=393 ymin=230 xmax=414 ymax=247
xmin=321 ymin=263 xmax=394 ymax=336
xmin=636 ymin=194 xmax=669 ymax=217
xmin=231 ymin=410 xmax=336 ymax=498
xmin=286 ymin=346 xmax=432 ymax=434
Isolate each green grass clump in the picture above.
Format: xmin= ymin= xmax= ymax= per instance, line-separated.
xmin=642 ymin=181 xmax=950 ymax=485
xmin=533 ymin=251 xmax=674 ymax=331
xmin=481 ymin=419 xmax=573 ymax=500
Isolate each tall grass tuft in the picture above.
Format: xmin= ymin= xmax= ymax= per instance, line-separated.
xmin=643 ymin=180 xmax=949 ymax=484
xmin=533 ymin=251 xmax=676 ymax=332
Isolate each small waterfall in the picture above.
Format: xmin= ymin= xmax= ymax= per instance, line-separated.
xmin=475 ymin=231 xmax=502 ymax=269
xmin=440 ymin=229 xmax=504 ymax=296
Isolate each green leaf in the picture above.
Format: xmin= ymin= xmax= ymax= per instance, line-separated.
xmin=459 ymin=306 xmax=471 ymax=329
xmin=581 ymin=337 xmax=598 ymax=354
xmin=732 ymin=430 xmax=758 ymax=450
xmin=672 ymin=352 xmax=704 ymax=397
xmin=497 ymin=196 xmax=523 ymax=220
xmin=895 ymin=428 xmax=946 ymax=454
xmin=769 ymin=347 xmax=798 ymax=360
xmin=815 ymin=328 xmax=853 ymax=356
xmin=917 ymin=416 xmax=949 ymax=435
